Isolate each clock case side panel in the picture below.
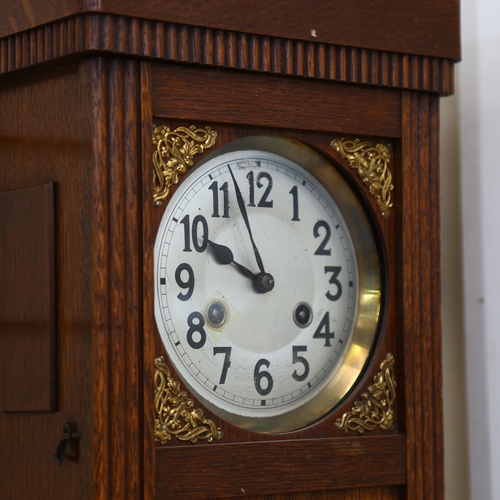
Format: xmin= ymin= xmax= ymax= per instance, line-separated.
xmin=0 ymin=61 xmax=98 ymax=499
xmin=144 ymin=62 xmax=403 ymax=498
xmin=0 ymin=56 xmax=147 ymax=500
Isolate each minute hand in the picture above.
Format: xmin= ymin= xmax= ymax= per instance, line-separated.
xmin=228 ymin=165 xmax=266 ymax=274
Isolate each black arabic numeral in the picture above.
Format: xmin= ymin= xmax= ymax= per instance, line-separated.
xmin=313 ymin=312 xmax=335 ymax=347
xmin=325 ymin=266 xmax=343 ymax=301
xmin=313 ymin=220 xmax=332 ymax=255
xmin=246 ymin=171 xmax=256 ymax=207
xmin=175 ymin=263 xmax=195 ymax=301
xmin=180 ymin=214 xmax=208 ymax=253
xmin=180 ymin=214 xmax=191 ymax=252
xmin=208 ymin=181 xmax=230 ymax=218
xmin=186 ymin=311 xmax=207 ymax=349
xmin=213 ymin=347 xmax=232 ymax=384
xmin=192 ymin=215 xmax=208 ymax=252
xmin=256 ymin=172 xmax=273 ymax=207
xmin=289 ymin=185 xmax=300 ymax=221
xmin=254 ymin=358 xmax=273 ymax=396
xmin=292 ymin=346 xmax=310 ymax=382
xmin=247 ymin=170 xmax=274 ymax=208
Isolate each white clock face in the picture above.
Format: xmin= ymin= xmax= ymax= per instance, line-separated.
xmin=154 ymin=137 xmax=381 ymax=433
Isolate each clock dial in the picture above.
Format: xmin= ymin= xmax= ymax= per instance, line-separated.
xmin=154 ymin=136 xmax=381 ymax=433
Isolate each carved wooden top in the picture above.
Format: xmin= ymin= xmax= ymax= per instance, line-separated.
xmin=0 ymin=0 xmax=460 ymax=60
xmin=0 ymin=2 xmax=459 ymax=95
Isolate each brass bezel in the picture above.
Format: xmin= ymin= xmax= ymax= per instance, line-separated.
xmin=156 ymin=136 xmax=382 ymax=434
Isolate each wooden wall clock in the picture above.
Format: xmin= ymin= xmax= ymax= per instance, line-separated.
xmin=0 ymin=1 xmax=460 ymax=499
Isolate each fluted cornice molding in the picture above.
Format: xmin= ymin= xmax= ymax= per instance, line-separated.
xmin=0 ymin=13 xmax=454 ymax=94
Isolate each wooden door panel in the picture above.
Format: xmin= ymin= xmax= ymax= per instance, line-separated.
xmin=0 ymin=183 xmax=56 ymax=412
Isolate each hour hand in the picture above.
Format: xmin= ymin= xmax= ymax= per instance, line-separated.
xmin=207 ymin=239 xmax=257 ymax=280
xmin=207 ymin=239 xmax=275 ymax=293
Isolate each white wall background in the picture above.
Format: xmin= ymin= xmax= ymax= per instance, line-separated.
xmin=441 ymin=0 xmax=500 ymax=498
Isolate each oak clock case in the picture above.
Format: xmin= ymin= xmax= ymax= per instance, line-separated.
xmin=153 ymin=136 xmax=382 ymax=433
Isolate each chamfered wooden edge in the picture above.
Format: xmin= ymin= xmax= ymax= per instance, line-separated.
xmin=0 ymin=13 xmax=454 ymax=95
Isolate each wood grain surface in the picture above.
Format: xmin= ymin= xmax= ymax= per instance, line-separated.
xmin=90 ymin=56 xmax=144 ymax=500
xmin=0 ymin=56 xmax=145 ymax=500
xmin=400 ymin=92 xmax=444 ymax=499
xmin=0 ymin=0 xmax=449 ymax=492
xmin=156 ymin=436 xmax=406 ymax=498
xmin=151 ymin=64 xmax=402 ymax=138
xmin=0 ymin=61 xmax=97 ymax=500
xmin=0 ymin=0 xmax=460 ymax=60
xmin=0 ymin=13 xmax=455 ymax=95
xmin=240 ymin=488 xmax=401 ymax=500
xmin=0 ymin=182 xmax=56 ymax=412
xmin=146 ymin=60 xmax=404 ymax=499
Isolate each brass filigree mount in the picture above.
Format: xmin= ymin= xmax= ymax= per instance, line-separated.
xmin=154 ymin=357 xmax=223 ymax=444
xmin=336 ymin=353 xmax=396 ymax=434
xmin=331 ymin=138 xmax=393 ymax=218
xmin=152 ymin=124 xmax=218 ymax=204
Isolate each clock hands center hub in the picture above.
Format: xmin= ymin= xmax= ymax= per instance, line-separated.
xmin=254 ymin=272 xmax=275 ymax=293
